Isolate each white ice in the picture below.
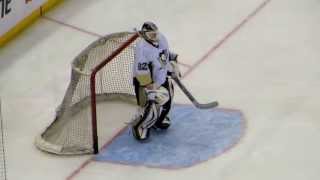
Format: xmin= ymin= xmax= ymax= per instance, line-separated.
xmin=0 ymin=0 xmax=320 ymax=179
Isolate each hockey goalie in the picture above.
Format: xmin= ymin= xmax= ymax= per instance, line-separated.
xmin=131 ymin=22 xmax=181 ymax=141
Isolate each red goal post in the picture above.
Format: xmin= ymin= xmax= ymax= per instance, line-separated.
xmin=90 ymin=33 xmax=139 ymax=154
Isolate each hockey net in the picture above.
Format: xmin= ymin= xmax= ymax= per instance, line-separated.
xmin=35 ymin=32 xmax=139 ymax=155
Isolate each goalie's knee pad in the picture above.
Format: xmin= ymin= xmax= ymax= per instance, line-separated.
xmin=146 ymin=86 xmax=170 ymax=106
xmin=131 ymin=101 xmax=158 ymax=141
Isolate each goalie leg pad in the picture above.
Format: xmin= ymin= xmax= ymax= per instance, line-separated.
xmin=132 ymin=101 xmax=158 ymax=141
xmin=154 ymin=79 xmax=174 ymax=130
xmin=145 ymin=86 xmax=170 ymax=106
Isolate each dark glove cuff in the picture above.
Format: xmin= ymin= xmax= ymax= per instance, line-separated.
xmin=169 ymin=52 xmax=178 ymax=62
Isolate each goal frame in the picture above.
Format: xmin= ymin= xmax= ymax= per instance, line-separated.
xmin=90 ymin=33 xmax=139 ymax=154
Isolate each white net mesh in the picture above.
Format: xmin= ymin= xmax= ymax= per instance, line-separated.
xmin=35 ymin=32 xmax=139 ymax=155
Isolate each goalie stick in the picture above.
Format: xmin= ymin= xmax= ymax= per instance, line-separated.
xmin=171 ymin=75 xmax=218 ymax=109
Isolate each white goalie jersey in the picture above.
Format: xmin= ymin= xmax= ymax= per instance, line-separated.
xmin=133 ymin=32 xmax=173 ymax=87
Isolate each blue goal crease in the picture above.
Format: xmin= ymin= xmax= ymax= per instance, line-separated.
xmin=94 ymin=104 xmax=245 ymax=169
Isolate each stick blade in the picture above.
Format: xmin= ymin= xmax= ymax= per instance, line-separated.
xmin=195 ymin=101 xmax=219 ymax=109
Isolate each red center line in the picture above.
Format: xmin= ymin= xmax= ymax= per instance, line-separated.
xmin=41 ymin=16 xmax=194 ymax=69
xmin=182 ymin=0 xmax=272 ymax=78
xmin=65 ymin=0 xmax=271 ymax=179
xmin=42 ymin=15 xmax=194 ymax=68
xmin=66 ymin=159 xmax=92 ymax=180
xmin=42 ymin=15 xmax=103 ymax=38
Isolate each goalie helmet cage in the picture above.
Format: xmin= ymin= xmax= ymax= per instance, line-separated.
xmin=35 ymin=32 xmax=139 ymax=155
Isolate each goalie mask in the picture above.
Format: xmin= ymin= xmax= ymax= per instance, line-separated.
xmin=141 ymin=21 xmax=159 ymax=44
